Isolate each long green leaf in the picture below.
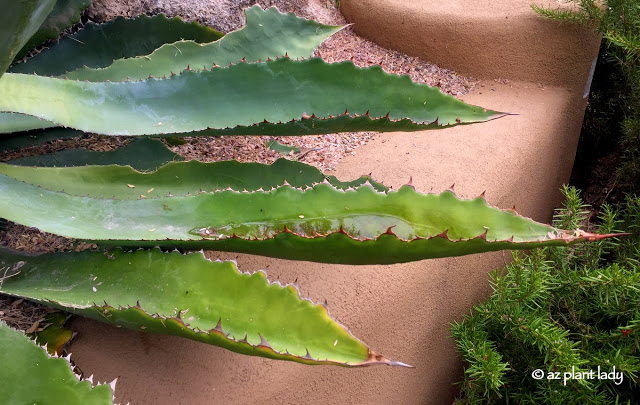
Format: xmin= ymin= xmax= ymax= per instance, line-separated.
xmin=0 ymin=6 xmax=341 ymax=134
xmin=0 ymin=321 xmax=114 ymax=404
xmin=0 ymin=167 xmax=615 ymax=264
xmin=5 ymin=13 xmax=223 ymax=135
xmin=10 ymin=13 xmax=223 ymax=76
xmin=0 ymin=158 xmax=386 ymax=198
xmin=62 ymin=6 xmax=342 ymax=82
xmin=15 ymin=0 xmax=92 ymax=60
xmin=7 ymin=137 xmax=183 ymax=170
xmin=0 ymin=113 xmax=57 ymax=134
xmin=0 ymin=59 xmax=504 ymax=136
xmin=0 ymin=127 xmax=83 ymax=152
xmin=0 ymin=0 xmax=56 ymax=76
xmin=0 ymin=247 xmax=402 ymax=366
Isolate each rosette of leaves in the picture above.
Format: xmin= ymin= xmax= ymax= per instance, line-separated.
xmin=0 ymin=0 xmax=620 ymax=376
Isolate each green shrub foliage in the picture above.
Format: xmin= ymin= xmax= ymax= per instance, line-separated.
xmin=452 ymin=186 xmax=640 ymax=404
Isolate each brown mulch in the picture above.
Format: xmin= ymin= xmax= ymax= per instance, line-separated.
xmin=0 ymin=295 xmax=59 ymax=334
xmin=0 ymin=226 xmax=77 ymax=253
xmin=0 ymin=135 xmax=128 ymax=162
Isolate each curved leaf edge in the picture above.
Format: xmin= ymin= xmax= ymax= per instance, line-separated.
xmin=0 ymin=59 xmax=507 ymax=136
xmin=0 ymin=158 xmax=388 ymax=196
xmin=59 ymin=5 xmax=343 ymax=80
xmin=14 ymin=0 xmax=92 ymax=60
xmin=0 ymin=247 xmax=409 ymax=367
xmin=1 ymin=6 xmax=342 ymax=134
xmin=0 ymin=0 xmax=57 ymax=77
xmin=11 ymin=13 xmax=224 ymax=75
xmin=89 ymin=214 xmax=619 ymax=249
xmin=0 ymin=320 xmax=117 ymax=403
xmin=18 ymin=175 xmax=616 ymax=244
xmin=0 ymin=165 xmax=620 ymax=249
xmin=76 ymin=185 xmax=622 ymax=267
xmin=75 ymin=302 xmax=409 ymax=367
xmin=1 ymin=107 xmax=505 ymax=137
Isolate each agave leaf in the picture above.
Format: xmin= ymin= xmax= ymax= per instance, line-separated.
xmin=61 ymin=5 xmax=342 ymax=82
xmin=28 ymin=312 xmax=74 ymax=356
xmin=0 ymin=166 xmax=615 ymax=264
xmin=0 ymin=127 xmax=83 ymax=152
xmin=10 ymin=13 xmax=223 ymax=76
xmin=0 ymin=0 xmax=56 ymax=76
xmin=15 ymin=0 xmax=92 ymax=60
xmin=0 ymin=6 xmax=341 ymax=134
xmin=0 ymin=159 xmax=386 ymax=199
xmin=0 ymin=58 xmax=504 ymax=136
xmin=0 ymin=321 xmax=113 ymax=404
xmin=6 ymin=13 xmax=224 ymax=135
xmin=0 ymin=247 xmax=402 ymax=366
xmin=0 ymin=115 xmax=58 ymax=136
xmin=7 ymin=137 xmax=183 ymax=170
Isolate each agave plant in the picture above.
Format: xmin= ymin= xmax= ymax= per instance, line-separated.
xmin=0 ymin=1 xmax=618 ymax=401
xmin=0 ymin=320 xmax=116 ymax=404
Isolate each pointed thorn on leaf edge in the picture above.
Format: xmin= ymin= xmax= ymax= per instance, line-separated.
xmin=302 ymin=348 xmax=314 ymax=360
xmin=109 ymin=378 xmax=118 ymax=392
xmin=365 ymin=350 xmax=414 ymax=367
xmin=477 ymin=228 xmax=489 ymax=240
xmin=406 ymin=177 xmax=414 ymax=188
xmin=258 ymin=334 xmax=271 ymax=348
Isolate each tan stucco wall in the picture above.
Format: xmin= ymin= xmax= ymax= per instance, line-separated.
xmin=341 ymin=0 xmax=601 ymax=88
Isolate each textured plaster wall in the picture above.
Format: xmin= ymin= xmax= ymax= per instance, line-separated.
xmin=341 ymin=0 xmax=601 ymax=88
